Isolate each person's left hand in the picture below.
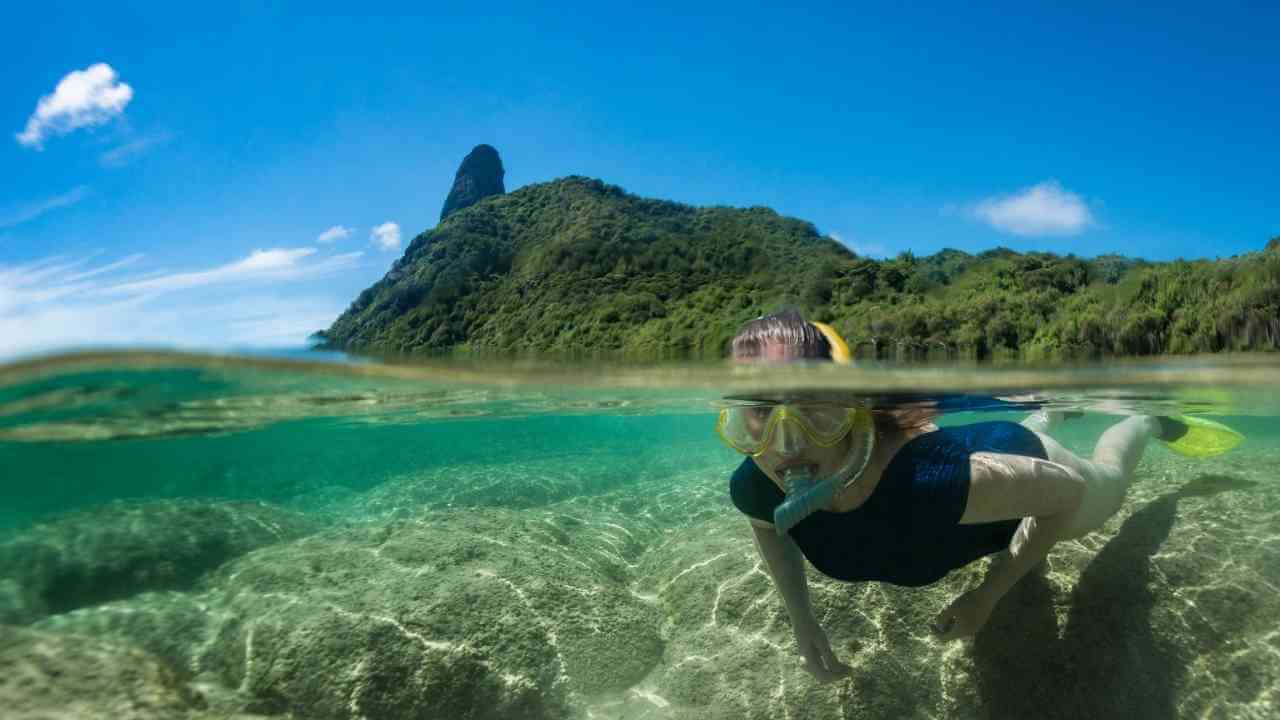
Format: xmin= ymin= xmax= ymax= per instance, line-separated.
xmin=931 ymin=588 xmax=996 ymax=642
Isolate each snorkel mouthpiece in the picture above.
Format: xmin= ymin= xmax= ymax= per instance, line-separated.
xmin=774 ymin=468 xmax=837 ymax=536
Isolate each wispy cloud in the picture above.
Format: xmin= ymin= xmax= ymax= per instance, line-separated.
xmin=371 ymin=221 xmax=401 ymax=251
xmin=967 ymin=180 xmax=1095 ymax=236
xmin=316 ymin=225 xmax=352 ymax=244
xmin=99 ymin=131 xmax=172 ymax=167
xmin=0 ymin=249 xmax=364 ymax=358
xmin=103 ymin=248 xmax=363 ymax=296
xmin=17 ymin=63 xmax=133 ymax=149
xmin=0 ymin=186 xmax=90 ymax=230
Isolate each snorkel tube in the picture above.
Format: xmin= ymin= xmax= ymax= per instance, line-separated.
xmin=773 ymin=411 xmax=875 ymax=536
xmin=771 ymin=320 xmax=866 ymax=536
xmin=774 ymin=468 xmax=839 ymax=535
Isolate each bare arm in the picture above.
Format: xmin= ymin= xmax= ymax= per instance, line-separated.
xmin=748 ymin=518 xmax=816 ymax=623
xmin=747 ymin=517 xmax=851 ymax=682
xmin=934 ymin=453 xmax=1084 ymax=640
xmin=962 ymin=453 xmax=1084 ymax=600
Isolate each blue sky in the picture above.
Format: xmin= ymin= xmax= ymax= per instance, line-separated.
xmin=2 ymin=2 xmax=1277 ymax=357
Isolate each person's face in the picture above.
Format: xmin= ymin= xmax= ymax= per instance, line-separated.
xmin=731 ymin=340 xmax=855 ymax=484
xmin=753 ymin=421 xmax=855 ymax=487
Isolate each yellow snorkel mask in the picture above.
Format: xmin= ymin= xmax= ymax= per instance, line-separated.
xmin=716 ymin=403 xmax=875 ymax=535
xmin=716 ymin=320 xmax=862 ymax=455
xmin=717 ymin=319 xmax=873 ymax=535
xmin=716 ymin=403 xmax=870 ymax=457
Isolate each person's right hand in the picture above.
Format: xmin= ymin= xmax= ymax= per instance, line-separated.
xmin=791 ymin=614 xmax=852 ymax=683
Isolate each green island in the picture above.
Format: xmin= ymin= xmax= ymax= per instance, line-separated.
xmin=321 ymin=150 xmax=1279 ymax=362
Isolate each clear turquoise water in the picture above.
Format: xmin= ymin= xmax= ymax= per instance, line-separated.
xmin=1 ymin=351 xmax=1278 ymax=719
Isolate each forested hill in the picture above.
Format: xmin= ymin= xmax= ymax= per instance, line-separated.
xmin=321 ymin=176 xmax=1280 ymax=360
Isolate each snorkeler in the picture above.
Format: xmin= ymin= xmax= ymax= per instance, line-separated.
xmin=718 ymin=309 xmax=1243 ymax=683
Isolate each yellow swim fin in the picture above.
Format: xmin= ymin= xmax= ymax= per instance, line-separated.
xmin=1157 ymin=415 xmax=1244 ymax=458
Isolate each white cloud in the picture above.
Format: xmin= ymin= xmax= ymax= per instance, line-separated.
xmin=316 ymin=225 xmax=352 ymax=244
xmin=371 ymin=221 xmax=401 ymax=251
xmin=99 ymin=131 xmax=172 ymax=167
xmin=17 ymin=63 xmax=134 ymax=149
xmin=0 ymin=290 xmax=347 ymax=358
xmin=0 ymin=249 xmax=366 ymax=359
xmin=970 ymin=180 xmax=1095 ymax=236
xmin=0 ymin=186 xmax=89 ymax=230
xmin=103 ymin=248 xmax=363 ymax=296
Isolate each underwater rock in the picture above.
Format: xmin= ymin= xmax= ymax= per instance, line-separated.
xmin=0 ymin=499 xmax=323 ymax=625
xmin=623 ymin=514 xmax=976 ymax=719
xmin=440 ymin=143 xmax=505 ymax=220
xmin=33 ymin=591 xmax=218 ymax=678
xmin=193 ymin=506 xmax=663 ymax=719
xmin=0 ymin=624 xmax=199 ymax=719
xmin=15 ymin=442 xmax=1277 ymax=718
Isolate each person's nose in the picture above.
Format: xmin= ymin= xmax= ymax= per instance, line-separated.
xmin=772 ymin=417 xmax=808 ymax=457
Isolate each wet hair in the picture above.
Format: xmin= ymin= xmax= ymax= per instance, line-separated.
xmin=731 ymin=308 xmax=833 ymax=362
xmin=729 ymin=308 xmax=936 ymax=433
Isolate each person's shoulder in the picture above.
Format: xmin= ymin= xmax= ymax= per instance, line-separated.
xmin=729 ymin=457 xmax=781 ymax=522
xmin=880 ymin=424 xmax=972 ymax=479
xmin=730 ymin=457 xmax=771 ymax=494
xmin=934 ymin=420 xmax=1045 ymax=458
xmin=731 ymin=456 xmax=766 ymax=478
xmin=932 ymin=420 xmax=1032 ymax=442
xmin=885 ymin=423 xmax=950 ymax=461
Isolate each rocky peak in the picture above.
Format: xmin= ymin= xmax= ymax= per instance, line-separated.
xmin=440 ymin=144 xmax=505 ymax=220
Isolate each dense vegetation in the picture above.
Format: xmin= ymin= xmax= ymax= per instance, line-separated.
xmin=322 ymin=177 xmax=1280 ymax=361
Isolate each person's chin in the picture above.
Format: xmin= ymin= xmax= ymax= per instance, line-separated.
xmin=773 ymin=462 xmax=820 ymax=477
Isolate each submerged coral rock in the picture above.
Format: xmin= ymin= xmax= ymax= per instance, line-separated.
xmin=33 ymin=591 xmax=217 ymax=679
xmin=440 ymin=144 xmax=505 ymax=220
xmin=0 ymin=499 xmax=322 ymax=625
xmin=0 ymin=625 xmax=198 ymax=719
xmin=628 ymin=513 xmax=960 ymax=720
xmin=194 ymin=507 xmax=662 ymax=719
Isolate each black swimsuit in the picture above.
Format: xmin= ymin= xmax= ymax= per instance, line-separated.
xmin=729 ymin=421 xmax=1047 ymax=587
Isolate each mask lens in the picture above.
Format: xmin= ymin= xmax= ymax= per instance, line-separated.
xmin=791 ymin=405 xmax=854 ymax=445
xmin=718 ymin=405 xmax=778 ymax=454
xmin=716 ymin=404 xmax=859 ymax=454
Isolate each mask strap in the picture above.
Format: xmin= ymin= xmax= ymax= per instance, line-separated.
xmin=809 ymin=321 xmax=852 ymax=364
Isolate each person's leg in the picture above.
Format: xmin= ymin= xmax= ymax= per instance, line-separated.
xmin=999 ymin=413 xmax=1159 ymax=578
xmin=998 ymin=411 xmax=1074 ymax=570
xmin=1021 ymin=408 xmax=1085 ymax=434
xmin=999 ymin=428 xmax=1087 ymax=565
xmin=1090 ymin=415 xmax=1159 ymax=482
xmin=1052 ymin=415 xmax=1158 ymax=538
xmin=1020 ymin=409 xmax=1059 ymax=434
